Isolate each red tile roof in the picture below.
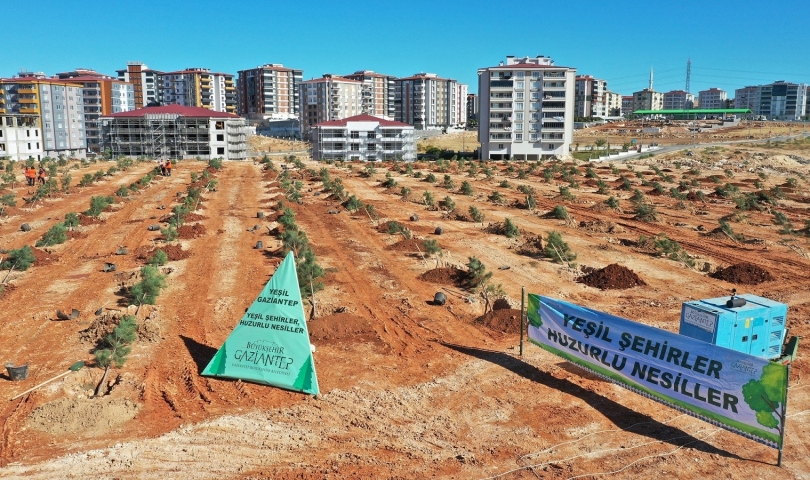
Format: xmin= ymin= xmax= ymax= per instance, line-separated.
xmin=397 ymin=74 xmax=452 ymax=81
xmin=59 ymin=75 xmax=128 ymax=84
xmin=302 ymin=76 xmax=362 ymax=84
xmin=105 ymin=104 xmax=239 ymax=118
xmin=483 ymin=64 xmax=571 ymax=70
xmin=315 ymin=114 xmax=411 ymax=127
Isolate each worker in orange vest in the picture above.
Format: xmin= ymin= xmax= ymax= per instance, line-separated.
xmin=38 ymin=167 xmax=47 ymax=185
xmin=165 ymin=160 xmax=172 ymax=177
xmin=25 ymin=166 xmax=36 ymax=186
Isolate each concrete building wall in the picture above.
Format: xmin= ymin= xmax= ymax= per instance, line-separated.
xmin=0 ymin=115 xmax=43 ymax=161
xmin=662 ymin=90 xmax=695 ymax=110
xmin=698 ymin=88 xmax=727 ymax=110
xmin=478 ymin=55 xmax=575 ymax=160
xmin=395 ymin=73 xmax=467 ymax=130
xmin=237 ymin=64 xmax=302 ymax=120
xmin=299 ymin=75 xmax=363 ymax=138
xmin=311 ymin=117 xmax=415 ymax=162
xmin=632 ymin=89 xmax=664 ymax=112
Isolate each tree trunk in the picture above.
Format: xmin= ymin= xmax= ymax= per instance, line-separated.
xmin=2 ymin=260 xmax=18 ymax=284
xmin=94 ymin=364 xmax=111 ymax=397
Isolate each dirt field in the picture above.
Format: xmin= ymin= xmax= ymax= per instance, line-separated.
xmin=249 ymin=135 xmax=309 ymax=153
xmin=419 ymin=131 xmax=479 ymax=153
xmin=1 ymin=149 xmax=810 ymax=479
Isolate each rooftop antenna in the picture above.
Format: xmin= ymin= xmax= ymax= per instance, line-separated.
xmin=685 ymin=58 xmax=691 ymax=93
xmin=649 ymin=68 xmax=654 ymax=91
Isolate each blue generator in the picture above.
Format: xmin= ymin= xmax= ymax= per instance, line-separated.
xmin=679 ymin=293 xmax=788 ymax=360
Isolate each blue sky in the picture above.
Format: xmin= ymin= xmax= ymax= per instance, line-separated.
xmin=3 ymin=0 xmax=809 ymax=96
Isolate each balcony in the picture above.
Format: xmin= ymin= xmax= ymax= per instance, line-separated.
xmin=490 ymin=80 xmax=513 ymax=89
xmin=17 ymin=86 xmax=37 ymax=93
xmin=19 ymin=106 xmax=39 ymax=114
xmin=489 ymin=103 xmax=512 ymax=111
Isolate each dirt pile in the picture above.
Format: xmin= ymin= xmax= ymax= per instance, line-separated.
xmin=30 ymin=247 xmax=58 ymax=266
xmin=474 ymin=308 xmax=522 ymax=334
xmin=27 ymin=397 xmax=140 ymax=436
xmin=177 ymin=223 xmax=207 ymax=239
xmin=418 ymin=267 xmax=470 ymax=287
xmin=711 ymin=262 xmax=774 ymax=284
xmin=387 ymin=238 xmax=434 ymax=252
xmin=308 ymin=313 xmax=381 ymax=346
xmin=578 ymin=264 xmax=646 ymax=290
xmin=135 ymin=244 xmax=191 ymax=261
xmin=78 ymin=214 xmax=103 ymax=226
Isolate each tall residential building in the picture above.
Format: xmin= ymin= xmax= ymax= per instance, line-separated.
xmin=574 ymin=75 xmax=607 ymax=118
xmin=806 ymin=86 xmax=810 ymax=119
xmin=621 ymin=96 xmax=634 ymax=116
xmin=394 ymin=73 xmax=467 ymax=130
xmin=101 ymin=105 xmax=247 ymax=160
xmin=478 ymin=55 xmax=575 ymax=160
xmin=236 ymin=64 xmax=302 ymax=120
xmin=632 ymin=89 xmax=664 ymax=112
xmin=311 ymin=113 xmax=415 ymax=162
xmin=162 ymin=68 xmax=236 ymax=113
xmin=56 ymin=69 xmax=135 ymax=153
xmin=466 ymin=93 xmax=479 ymax=122
xmin=698 ymin=88 xmax=727 ymax=109
xmin=299 ymin=74 xmax=364 ymax=139
xmin=605 ymin=91 xmax=622 ymax=116
xmin=663 ymin=90 xmax=695 ymax=110
xmin=0 ymin=114 xmax=43 ymax=161
xmin=0 ymin=72 xmax=86 ymax=157
xmin=734 ymin=82 xmax=808 ymax=119
xmin=343 ymin=70 xmax=396 ymax=119
xmin=116 ymin=62 xmax=163 ymax=108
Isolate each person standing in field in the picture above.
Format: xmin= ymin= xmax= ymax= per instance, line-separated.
xmin=25 ymin=166 xmax=35 ymax=186
xmin=38 ymin=167 xmax=46 ymax=185
xmin=165 ymin=160 xmax=172 ymax=177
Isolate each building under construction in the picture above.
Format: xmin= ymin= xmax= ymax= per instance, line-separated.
xmin=100 ymin=104 xmax=247 ymax=160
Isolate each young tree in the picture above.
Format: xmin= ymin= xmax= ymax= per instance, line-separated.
xmin=36 ymin=223 xmax=67 ymax=247
xmin=422 ymin=190 xmax=435 ymax=207
xmin=93 ymin=315 xmax=137 ymax=396
xmin=148 ymin=249 xmax=169 ymax=267
xmin=130 ymin=266 xmax=167 ymax=306
xmin=468 ymin=205 xmax=484 ymax=223
xmin=423 ymin=239 xmax=442 ymax=266
xmin=504 ymin=218 xmax=520 ymax=238
xmin=441 ymin=196 xmax=456 ymax=212
xmin=466 ymin=256 xmax=492 ymax=289
xmin=545 ymin=231 xmax=577 ymax=266
xmin=1 ymin=246 xmax=36 ymax=283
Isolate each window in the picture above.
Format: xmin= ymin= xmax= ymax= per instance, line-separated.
xmin=28 ymin=143 xmax=31 ymax=149
xmin=515 ymin=123 xmax=523 ymax=131
xmin=516 ymin=71 xmax=525 ymax=79
xmin=217 ymin=147 xmax=225 ymax=154
xmin=26 ymin=130 xmax=30 ymax=137
xmin=531 ymin=72 xmax=540 ymax=79
xmin=530 ymin=102 xmax=540 ymax=111
xmin=515 ymin=81 xmax=525 ymax=89
xmin=367 ymin=144 xmax=376 ymax=151
xmin=530 ymin=123 xmax=540 ymax=131
xmin=516 ymin=92 xmax=524 ymax=100
xmin=530 ymin=133 xmax=538 ymax=142
xmin=216 ymin=134 xmax=224 ymax=141
xmin=367 ymin=132 xmax=376 ymax=139
xmin=350 ymin=144 xmax=360 ymax=151
xmin=215 ymin=121 xmax=224 ymax=130
xmin=515 ymin=102 xmax=524 ymax=110
xmin=515 ymin=112 xmax=523 ymax=121
xmin=515 ymin=133 xmax=523 ymax=141
xmin=350 ymin=131 xmax=360 ymax=138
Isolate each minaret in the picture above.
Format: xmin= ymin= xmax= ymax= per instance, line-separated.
xmin=649 ymin=68 xmax=654 ymax=91
xmin=685 ymin=58 xmax=691 ymax=93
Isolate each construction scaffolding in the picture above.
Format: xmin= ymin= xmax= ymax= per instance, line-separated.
xmin=100 ymin=114 xmax=247 ymax=160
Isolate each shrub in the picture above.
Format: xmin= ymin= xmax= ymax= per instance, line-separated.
xmin=345 ymin=195 xmax=363 ymax=212
xmin=558 ymin=186 xmax=575 ymax=201
xmin=387 ymin=221 xmax=406 ymax=234
xmin=130 ymin=266 xmax=167 ymax=305
xmin=460 ymin=181 xmax=474 ymax=196
xmin=442 ymin=175 xmax=455 ymax=190
xmin=149 ymin=249 xmax=169 ymax=267
xmin=1 ymin=246 xmax=36 ymax=271
xmin=441 ymin=196 xmax=456 ymax=212
xmin=545 ymin=231 xmax=577 ymax=266
xmin=468 ymin=205 xmax=484 ymax=223
xmin=422 ymin=191 xmax=435 ymax=207
xmin=425 ymin=173 xmax=437 ymax=183
xmin=653 ymin=234 xmax=695 ymax=267
xmin=606 ymin=196 xmax=620 ymax=210
xmin=634 ymin=202 xmax=658 ymax=222
xmin=596 ymin=180 xmax=609 ymax=195
xmin=466 ymin=256 xmax=492 ymax=289
xmin=36 ymin=223 xmax=67 ymax=247
xmin=116 ymin=185 xmax=129 ymax=197
xmin=400 ymin=186 xmax=411 ymax=200
xmin=93 ymin=314 xmax=137 ymax=397
xmin=525 ymin=194 xmax=537 ymax=210
xmin=517 ymin=184 xmax=535 ymax=195
xmin=504 ymin=218 xmax=520 ymax=238
xmin=499 ymin=180 xmax=510 ymax=189
xmin=64 ymin=212 xmax=80 ymax=228
xmin=85 ymin=195 xmax=114 ymax=218
xmin=719 ymin=219 xmax=745 ymax=241
xmin=550 ymin=205 xmax=569 ymax=220
xmin=0 ymin=193 xmax=16 ymax=207
xmin=161 ymin=226 xmax=178 ymax=241
xmin=208 ymin=158 xmax=223 ymax=170
xmin=79 ymin=173 xmax=94 ymax=187
xmin=488 ymin=191 xmax=504 ymax=204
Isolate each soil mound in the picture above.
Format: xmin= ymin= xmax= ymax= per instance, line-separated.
xmin=78 ymin=214 xmax=103 ymax=226
xmin=578 ymin=263 xmax=646 ymax=290
xmin=492 ymin=298 xmax=512 ymax=310
xmin=135 ymin=244 xmax=191 ymax=261
xmin=177 ymin=223 xmax=207 ymax=239
xmin=308 ymin=312 xmax=380 ymax=345
xmin=418 ymin=267 xmax=470 ymax=287
xmin=185 ymin=213 xmax=207 ymax=222
xmin=474 ymin=309 xmax=522 ymax=334
xmin=387 ymin=238 xmax=434 ymax=252
xmin=30 ymin=247 xmax=58 ymax=266
xmin=27 ymin=397 xmax=140 ymax=436
xmin=711 ymin=262 xmax=773 ymax=284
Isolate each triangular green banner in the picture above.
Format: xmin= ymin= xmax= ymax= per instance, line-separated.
xmin=201 ymin=251 xmax=320 ymax=395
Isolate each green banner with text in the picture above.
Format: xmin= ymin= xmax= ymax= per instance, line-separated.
xmin=202 ymin=251 xmax=320 ymax=395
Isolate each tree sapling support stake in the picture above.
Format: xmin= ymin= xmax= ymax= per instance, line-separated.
xmin=520 ymin=286 xmax=525 ymax=357
xmin=10 ymin=361 xmax=85 ymax=401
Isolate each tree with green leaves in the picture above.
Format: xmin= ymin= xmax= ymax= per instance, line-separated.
xmin=130 ymin=266 xmax=167 ymax=306
xmin=441 ymin=196 xmax=456 ymax=212
xmin=1 ymin=246 xmax=36 ymax=281
xmin=148 ymin=249 xmax=169 ymax=267
xmin=422 ymin=190 xmax=435 ymax=207
xmin=85 ymin=195 xmax=115 ymax=218
xmin=36 ymin=223 xmax=67 ymax=247
xmin=345 ymin=195 xmax=363 ymax=212
xmin=460 ymin=181 xmax=474 ymax=196
xmin=400 ymin=186 xmax=411 ymax=201
xmin=468 ymin=205 xmax=484 ymax=223
xmin=504 ymin=218 xmax=520 ymax=238
xmin=742 ymin=362 xmax=787 ymax=429
xmin=545 ymin=231 xmax=576 ymax=266
xmin=466 ymin=256 xmax=492 ymax=290
xmin=93 ymin=315 xmax=137 ymax=396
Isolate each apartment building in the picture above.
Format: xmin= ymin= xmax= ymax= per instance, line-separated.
xmin=236 ymin=64 xmax=302 ymax=120
xmin=605 ymin=91 xmax=622 ymax=116
xmin=162 ymin=68 xmax=237 ymax=113
xmin=0 ymin=114 xmax=43 ymax=161
xmin=299 ymin=74 xmax=363 ymax=139
xmin=632 ymin=89 xmax=664 ymax=113
xmin=343 ymin=70 xmax=396 ymax=119
xmin=116 ymin=62 xmax=163 ymax=108
xmin=621 ymin=96 xmax=634 ymax=116
xmin=0 ymin=72 xmax=86 ymax=157
xmin=698 ymin=88 xmax=727 ymax=110
xmin=311 ymin=113 xmax=415 ymax=162
xmin=56 ymin=69 xmax=135 ymax=153
xmin=662 ymin=90 xmax=695 ymax=110
xmin=466 ymin=93 xmax=479 ymax=122
xmin=101 ymin=104 xmax=247 ymax=160
xmin=395 ymin=73 xmax=467 ymax=130
xmin=734 ymin=82 xmax=808 ymax=119
xmin=574 ymin=75 xmax=607 ymax=118
xmin=478 ymin=55 xmax=575 ymax=160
